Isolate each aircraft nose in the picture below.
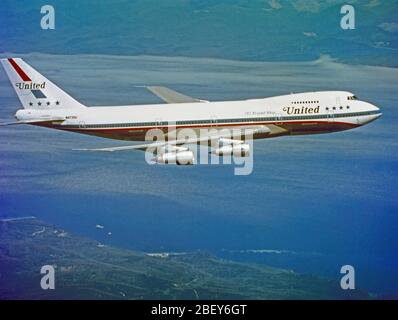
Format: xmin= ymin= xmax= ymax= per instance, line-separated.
xmin=370 ymin=103 xmax=381 ymax=113
xmin=358 ymin=102 xmax=382 ymax=125
xmin=370 ymin=103 xmax=382 ymax=119
xmin=373 ymin=112 xmax=382 ymax=121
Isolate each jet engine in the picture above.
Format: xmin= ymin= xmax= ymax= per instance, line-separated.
xmin=155 ymin=150 xmax=195 ymax=165
xmin=214 ymin=143 xmax=250 ymax=157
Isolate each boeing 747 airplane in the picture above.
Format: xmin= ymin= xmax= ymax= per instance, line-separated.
xmin=1 ymin=58 xmax=382 ymax=165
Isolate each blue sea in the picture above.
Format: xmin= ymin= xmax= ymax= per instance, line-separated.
xmin=0 ymin=53 xmax=397 ymax=296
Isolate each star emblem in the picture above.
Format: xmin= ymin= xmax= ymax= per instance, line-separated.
xmin=47 ymin=101 xmax=50 ymax=106
xmin=55 ymin=101 xmax=60 ymax=105
xmin=29 ymin=102 xmax=33 ymax=106
xmin=38 ymin=102 xmax=42 ymax=106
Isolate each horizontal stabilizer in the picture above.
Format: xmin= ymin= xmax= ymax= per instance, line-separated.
xmin=0 ymin=117 xmax=65 ymax=126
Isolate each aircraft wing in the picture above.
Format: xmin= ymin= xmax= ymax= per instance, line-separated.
xmin=144 ymin=86 xmax=207 ymax=104
xmin=76 ymin=125 xmax=272 ymax=153
xmin=76 ymin=135 xmax=226 ymax=153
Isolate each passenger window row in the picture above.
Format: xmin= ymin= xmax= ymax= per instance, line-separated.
xmin=292 ymin=100 xmax=319 ymax=104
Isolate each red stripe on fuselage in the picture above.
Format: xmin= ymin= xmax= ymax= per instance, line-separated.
xmin=8 ymin=58 xmax=31 ymax=81
xmin=31 ymin=120 xmax=360 ymax=141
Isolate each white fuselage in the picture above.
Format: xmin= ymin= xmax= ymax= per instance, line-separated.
xmin=16 ymin=91 xmax=381 ymax=141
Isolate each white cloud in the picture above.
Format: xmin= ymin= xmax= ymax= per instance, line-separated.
xmin=303 ymin=32 xmax=317 ymax=37
xmin=292 ymin=0 xmax=321 ymax=13
xmin=365 ymin=0 xmax=381 ymax=8
xmin=379 ymin=22 xmax=398 ymax=33
xmin=268 ymin=0 xmax=282 ymax=9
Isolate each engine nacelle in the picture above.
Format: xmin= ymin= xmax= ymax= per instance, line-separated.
xmin=214 ymin=143 xmax=250 ymax=157
xmin=155 ymin=150 xmax=195 ymax=165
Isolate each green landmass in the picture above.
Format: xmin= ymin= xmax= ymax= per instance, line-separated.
xmin=0 ymin=218 xmax=369 ymax=300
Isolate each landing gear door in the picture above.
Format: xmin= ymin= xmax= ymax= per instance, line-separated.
xmin=328 ymin=97 xmax=340 ymax=122
xmin=155 ymin=118 xmax=164 ymax=131
xmin=275 ymin=113 xmax=283 ymax=125
xmin=327 ymin=110 xmax=334 ymax=122
xmin=327 ymin=101 xmax=337 ymax=122
xmin=336 ymin=97 xmax=341 ymax=107
xmin=211 ymin=116 xmax=218 ymax=128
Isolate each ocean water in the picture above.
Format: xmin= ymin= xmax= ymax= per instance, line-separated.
xmin=0 ymin=53 xmax=397 ymax=296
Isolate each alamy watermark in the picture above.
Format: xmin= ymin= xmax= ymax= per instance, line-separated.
xmin=40 ymin=265 xmax=55 ymax=290
xmin=341 ymin=5 xmax=355 ymax=30
xmin=340 ymin=265 xmax=355 ymax=290
xmin=40 ymin=5 xmax=55 ymax=30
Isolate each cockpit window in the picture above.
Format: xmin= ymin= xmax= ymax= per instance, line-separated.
xmin=347 ymin=95 xmax=358 ymax=100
